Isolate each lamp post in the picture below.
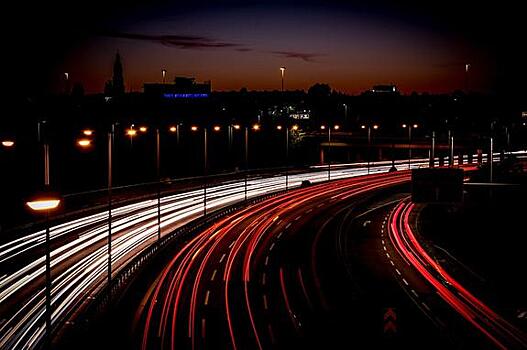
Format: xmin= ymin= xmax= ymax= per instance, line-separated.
xmin=162 ymin=69 xmax=166 ymax=84
xmin=277 ymin=124 xmax=296 ymax=190
xmin=361 ymin=124 xmax=379 ymax=174
xmin=402 ymin=123 xmax=418 ymax=169
xmin=156 ymin=127 xmax=161 ymax=241
xmin=280 ymin=67 xmax=285 ymax=92
xmin=26 ymin=127 xmax=61 ymax=350
xmin=321 ymin=124 xmax=340 ymax=181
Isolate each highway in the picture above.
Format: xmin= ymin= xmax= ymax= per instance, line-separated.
xmin=0 ymin=158 xmax=425 ymax=349
xmin=0 ymin=151 xmax=522 ymax=349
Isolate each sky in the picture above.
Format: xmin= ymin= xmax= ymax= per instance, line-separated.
xmin=4 ymin=0 xmax=526 ymax=96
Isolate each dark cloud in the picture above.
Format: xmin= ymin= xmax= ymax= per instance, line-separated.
xmin=271 ymin=51 xmax=323 ymax=62
xmin=103 ymin=32 xmax=248 ymax=50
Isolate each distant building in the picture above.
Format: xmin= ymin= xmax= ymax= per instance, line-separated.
xmin=144 ymin=77 xmax=211 ymax=99
xmin=104 ymin=52 xmax=125 ymax=96
xmin=371 ymin=84 xmax=398 ymax=94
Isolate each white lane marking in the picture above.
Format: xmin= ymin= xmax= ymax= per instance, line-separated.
xmin=295 ymin=215 xmax=302 ymax=221
xmin=306 ymin=208 xmax=313 ymax=214
xmin=277 ymin=219 xmax=283 ymax=225
xmin=317 ymin=203 xmax=324 ymax=208
xmin=265 ymin=256 xmax=270 ymax=266
xmin=402 ymin=278 xmax=409 ymax=286
xmin=263 ymin=295 xmax=269 ymax=310
xmin=395 ymin=269 xmax=401 ymax=276
xmin=277 ymin=232 xmax=283 ymax=239
xmin=204 ymin=290 xmax=211 ymax=306
xmin=381 ymin=240 xmax=385 ymax=245
xmin=386 ymin=253 xmax=390 ymax=258
xmin=383 ymin=246 xmax=387 ymax=251
xmin=228 ymin=241 xmax=235 ymax=249
xmin=269 ymin=243 xmax=276 ymax=251
xmin=422 ymin=302 xmax=431 ymax=311
xmin=411 ymin=289 xmax=419 ymax=298
xmin=210 ymin=269 xmax=217 ymax=281
xmin=285 ymin=223 xmax=292 ymax=229
xmin=262 ymin=273 xmax=267 ymax=286
xmin=219 ymin=253 xmax=226 ymax=263
xmin=390 ymin=260 xmax=395 ymax=266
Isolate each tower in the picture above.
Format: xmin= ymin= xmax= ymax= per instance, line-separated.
xmin=112 ymin=52 xmax=125 ymax=95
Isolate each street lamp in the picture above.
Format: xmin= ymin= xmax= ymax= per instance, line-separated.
xmin=82 ymin=129 xmax=93 ymax=136
xmin=321 ymin=124 xmax=340 ymax=181
xmin=361 ymin=124 xmax=379 ymax=174
xmin=1 ymin=140 xmax=15 ymax=148
xmin=139 ymin=126 xmax=148 ymax=133
xmin=77 ymin=138 xmax=92 ymax=148
xmin=402 ymin=123 xmax=418 ymax=169
xmin=162 ymin=69 xmax=167 ymax=84
xmin=280 ymin=67 xmax=286 ymax=92
xmin=169 ymin=126 xmax=177 ymax=133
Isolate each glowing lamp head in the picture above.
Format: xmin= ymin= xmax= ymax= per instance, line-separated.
xmin=252 ymin=124 xmax=260 ymax=131
xmin=139 ymin=126 xmax=147 ymax=133
xmin=361 ymin=125 xmax=366 ymax=129
xmin=213 ymin=126 xmax=221 ymax=132
xmin=373 ymin=124 xmax=379 ymax=130
xmin=26 ymin=198 xmax=61 ymax=212
xmin=334 ymin=125 xmax=340 ymax=130
xmin=191 ymin=126 xmax=199 ymax=132
xmin=126 ymin=129 xmax=137 ymax=136
xmin=292 ymin=125 xmax=299 ymax=131
xmin=233 ymin=124 xmax=241 ymax=130
xmin=276 ymin=125 xmax=283 ymax=130
xmin=82 ymin=129 xmax=93 ymax=136
xmin=77 ymin=139 xmax=91 ymax=147
xmin=169 ymin=126 xmax=177 ymax=132
xmin=402 ymin=124 xmax=407 ymax=128
xmin=413 ymin=124 xmax=419 ymax=128
xmin=2 ymin=140 xmax=15 ymax=147
xmin=280 ymin=67 xmax=285 ymax=73
xmin=320 ymin=125 xmax=326 ymax=130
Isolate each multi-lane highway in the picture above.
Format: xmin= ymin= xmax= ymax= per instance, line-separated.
xmin=1 ymin=151 xmax=523 ymax=349
xmin=0 ymin=158 xmax=427 ymax=350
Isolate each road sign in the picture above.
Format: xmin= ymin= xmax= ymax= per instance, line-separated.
xmin=383 ymin=307 xmax=397 ymax=334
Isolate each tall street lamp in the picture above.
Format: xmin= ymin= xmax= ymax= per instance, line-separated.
xmin=280 ymin=67 xmax=285 ymax=92
xmin=26 ymin=128 xmax=61 ymax=350
xmin=402 ymin=123 xmax=418 ymax=169
xmin=361 ymin=124 xmax=379 ymax=174
xmin=321 ymin=124 xmax=340 ymax=181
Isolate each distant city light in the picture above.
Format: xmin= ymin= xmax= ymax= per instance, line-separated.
xmin=334 ymin=125 xmax=340 ymax=130
xmin=126 ymin=129 xmax=137 ymax=136
xmin=276 ymin=125 xmax=283 ymax=130
xmin=402 ymin=124 xmax=407 ymax=128
xmin=83 ymin=129 xmax=93 ymax=136
xmin=1 ymin=140 xmax=15 ymax=147
xmin=413 ymin=124 xmax=418 ymax=128
xmin=191 ymin=126 xmax=199 ymax=132
xmin=163 ymin=93 xmax=209 ymax=99
xmin=232 ymin=124 xmax=241 ymax=130
xmin=252 ymin=124 xmax=260 ymax=131
xmin=139 ymin=126 xmax=147 ymax=132
xmin=213 ymin=126 xmax=221 ymax=132
xmin=320 ymin=125 xmax=326 ymax=130
xmin=169 ymin=126 xmax=177 ymax=132
xmin=292 ymin=125 xmax=299 ymax=131
xmin=361 ymin=125 xmax=366 ymax=129
xmin=373 ymin=124 xmax=379 ymax=130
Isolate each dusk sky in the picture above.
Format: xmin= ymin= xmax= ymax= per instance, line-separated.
xmin=5 ymin=0 xmax=526 ymax=97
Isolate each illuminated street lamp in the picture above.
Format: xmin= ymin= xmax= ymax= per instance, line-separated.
xmin=361 ymin=124 xmax=380 ymax=174
xmin=139 ymin=126 xmax=148 ymax=133
xmin=191 ymin=125 xmax=199 ymax=132
xmin=1 ymin=140 xmax=15 ymax=148
xmin=276 ymin=125 xmax=283 ymax=130
xmin=292 ymin=124 xmax=299 ymax=131
xmin=213 ymin=125 xmax=221 ymax=132
xmin=233 ymin=124 xmax=241 ymax=130
xmin=252 ymin=123 xmax=260 ymax=131
xmin=280 ymin=67 xmax=286 ymax=92
xmin=169 ymin=126 xmax=177 ymax=133
xmin=82 ymin=129 xmax=93 ymax=136
xmin=402 ymin=123 xmax=418 ymax=169
xmin=321 ymin=124 xmax=340 ymax=181
xmin=77 ymin=138 xmax=92 ymax=148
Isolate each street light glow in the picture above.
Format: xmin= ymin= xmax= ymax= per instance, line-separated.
xmin=276 ymin=125 xmax=283 ymax=130
xmin=139 ymin=126 xmax=148 ymax=133
xmin=191 ymin=126 xmax=199 ymax=132
xmin=233 ymin=124 xmax=241 ymax=130
xmin=402 ymin=124 xmax=407 ymax=128
xmin=413 ymin=124 xmax=419 ymax=128
xmin=334 ymin=125 xmax=340 ymax=130
xmin=373 ymin=124 xmax=379 ymax=130
xmin=169 ymin=126 xmax=177 ymax=132
xmin=320 ymin=125 xmax=326 ymax=130
xmin=1 ymin=140 xmax=15 ymax=147
xmin=252 ymin=124 xmax=260 ymax=131
xmin=292 ymin=125 xmax=299 ymax=131
xmin=82 ymin=129 xmax=93 ymax=136
xmin=213 ymin=126 xmax=221 ymax=132
xmin=77 ymin=139 xmax=91 ymax=147
xmin=26 ymin=198 xmax=61 ymax=211
xmin=126 ymin=129 xmax=137 ymax=136
xmin=361 ymin=125 xmax=366 ymax=129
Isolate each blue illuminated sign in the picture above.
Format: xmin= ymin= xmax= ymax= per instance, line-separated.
xmin=163 ymin=93 xmax=209 ymax=99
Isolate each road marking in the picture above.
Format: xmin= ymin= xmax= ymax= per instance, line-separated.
xmin=268 ymin=324 xmax=275 ymax=344
xmin=263 ymin=295 xmax=269 ymax=310
xmin=381 ymin=240 xmax=385 ymax=245
xmin=228 ymin=241 xmax=235 ymax=249
xmin=262 ymin=273 xmax=267 ymax=286
xmin=411 ymin=289 xmax=419 ymax=298
xmin=402 ymin=278 xmax=409 ymax=286
xmin=306 ymin=208 xmax=313 ymax=214
xmin=386 ymin=253 xmax=391 ymax=258
xmin=265 ymin=256 xmax=270 ymax=266
xmin=201 ymin=318 xmax=206 ymax=339
xmin=210 ymin=269 xmax=217 ymax=281
xmin=395 ymin=269 xmax=401 ymax=276
xmin=204 ymin=290 xmax=210 ymax=306
xmin=422 ymin=302 xmax=431 ymax=311
xmin=390 ymin=260 xmax=395 ymax=266
xmin=383 ymin=246 xmax=387 ymax=251
xmin=219 ymin=253 xmax=226 ymax=263
xmin=270 ymin=242 xmax=276 ymax=251
xmin=276 ymin=219 xmax=283 ymax=225
xmin=317 ymin=203 xmax=324 ymax=208
xmin=295 ymin=215 xmax=302 ymax=221
xmin=277 ymin=231 xmax=283 ymax=239
xmin=285 ymin=223 xmax=292 ymax=229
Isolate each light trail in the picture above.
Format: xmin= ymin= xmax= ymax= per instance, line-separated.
xmin=388 ymin=201 xmax=527 ymax=349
